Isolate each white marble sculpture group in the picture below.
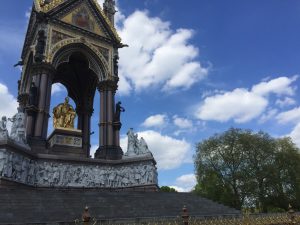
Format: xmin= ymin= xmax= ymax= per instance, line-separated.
xmin=0 ymin=108 xmax=27 ymax=146
xmin=125 ymin=128 xmax=152 ymax=157
xmin=0 ymin=149 xmax=158 ymax=188
xmin=0 ymin=110 xmax=158 ymax=188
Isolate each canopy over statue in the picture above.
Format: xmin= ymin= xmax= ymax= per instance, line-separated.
xmin=53 ymin=97 xmax=76 ymax=129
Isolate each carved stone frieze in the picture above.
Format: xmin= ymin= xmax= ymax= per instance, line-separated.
xmin=0 ymin=149 xmax=158 ymax=188
xmin=94 ymin=45 xmax=110 ymax=62
xmin=51 ymin=30 xmax=73 ymax=46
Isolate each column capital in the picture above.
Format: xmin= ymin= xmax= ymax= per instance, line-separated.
xmin=97 ymin=80 xmax=118 ymax=92
xmin=30 ymin=62 xmax=56 ymax=77
xmin=17 ymin=93 xmax=29 ymax=108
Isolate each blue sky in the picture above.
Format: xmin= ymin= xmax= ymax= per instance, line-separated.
xmin=1 ymin=0 xmax=300 ymax=191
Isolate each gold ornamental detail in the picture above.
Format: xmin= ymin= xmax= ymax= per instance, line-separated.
xmin=36 ymin=0 xmax=121 ymax=43
xmin=53 ymin=97 xmax=76 ymax=129
xmin=38 ymin=0 xmax=65 ymax=12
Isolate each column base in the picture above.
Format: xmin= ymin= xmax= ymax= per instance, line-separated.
xmin=27 ymin=136 xmax=48 ymax=153
xmin=95 ymin=145 xmax=123 ymax=160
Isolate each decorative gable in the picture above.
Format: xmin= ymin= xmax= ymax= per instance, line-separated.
xmin=60 ymin=4 xmax=107 ymax=37
xmin=33 ymin=0 xmax=121 ymax=43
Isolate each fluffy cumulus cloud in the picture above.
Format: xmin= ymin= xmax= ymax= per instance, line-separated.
xmin=170 ymin=174 xmax=197 ymax=192
xmin=117 ymin=11 xmax=208 ymax=94
xmin=276 ymin=107 xmax=300 ymax=124
xmin=195 ymin=76 xmax=298 ymax=123
xmin=121 ymin=130 xmax=191 ymax=170
xmin=0 ymin=83 xmax=18 ymax=118
xmin=51 ymin=83 xmax=66 ymax=95
xmin=142 ymin=114 xmax=167 ymax=128
xmin=196 ymin=88 xmax=268 ymax=123
xmin=290 ymin=124 xmax=300 ymax=148
xmin=251 ymin=75 xmax=298 ymax=96
xmin=96 ymin=1 xmax=208 ymax=95
xmin=275 ymin=97 xmax=296 ymax=108
xmin=173 ymin=115 xmax=193 ymax=129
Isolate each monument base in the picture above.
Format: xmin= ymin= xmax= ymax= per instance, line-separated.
xmin=47 ymin=128 xmax=85 ymax=157
xmin=95 ymin=145 xmax=124 ymax=160
xmin=0 ymin=141 xmax=158 ymax=190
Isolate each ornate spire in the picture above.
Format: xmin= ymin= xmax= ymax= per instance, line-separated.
xmin=103 ymin=0 xmax=117 ymax=25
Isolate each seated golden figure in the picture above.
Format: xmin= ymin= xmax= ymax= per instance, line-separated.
xmin=53 ymin=97 xmax=76 ymax=129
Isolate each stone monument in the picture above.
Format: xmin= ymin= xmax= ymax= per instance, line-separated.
xmin=0 ymin=0 xmax=158 ymax=190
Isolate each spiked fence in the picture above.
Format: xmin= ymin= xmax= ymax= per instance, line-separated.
xmin=75 ymin=205 xmax=300 ymax=225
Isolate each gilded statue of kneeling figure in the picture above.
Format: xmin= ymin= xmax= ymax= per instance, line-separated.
xmin=53 ymin=97 xmax=76 ymax=129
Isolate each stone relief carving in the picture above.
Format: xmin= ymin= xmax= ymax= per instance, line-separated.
xmin=94 ymin=45 xmax=109 ymax=62
xmin=51 ymin=30 xmax=72 ymax=46
xmin=0 ymin=149 xmax=158 ymax=188
xmin=125 ymin=128 xmax=153 ymax=157
xmin=0 ymin=116 xmax=9 ymax=141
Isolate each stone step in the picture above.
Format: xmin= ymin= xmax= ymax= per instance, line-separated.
xmin=0 ymin=188 xmax=240 ymax=224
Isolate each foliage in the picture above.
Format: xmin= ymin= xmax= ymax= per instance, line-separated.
xmin=160 ymin=186 xmax=177 ymax=192
xmin=194 ymin=128 xmax=300 ymax=212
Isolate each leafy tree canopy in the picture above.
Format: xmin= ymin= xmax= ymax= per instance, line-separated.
xmin=160 ymin=186 xmax=177 ymax=192
xmin=194 ymin=128 xmax=300 ymax=212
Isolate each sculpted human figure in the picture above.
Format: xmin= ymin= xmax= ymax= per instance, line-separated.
xmin=0 ymin=151 xmax=6 ymax=176
xmin=137 ymin=137 xmax=151 ymax=155
xmin=21 ymin=158 xmax=29 ymax=183
xmin=34 ymin=30 xmax=46 ymax=63
xmin=3 ymin=152 xmax=13 ymax=178
xmin=53 ymin=97 xmax=76 ymax=129
xmin=52 ymin=165 xmax=60 ymax=186
xmin=114 ymin=101 xmax=125 ymax=122
xmin=9 ymin=108 xmax=27 ymax=144
xmin=27 ymin=160 xmax=36 ymax=185
xmin=0 ymin=116 xmax=9 ymax=141
xmin=29 ymin=82 xmax=38 ymax=106
xmin=126 ymin=128 xmax=138 ymax=156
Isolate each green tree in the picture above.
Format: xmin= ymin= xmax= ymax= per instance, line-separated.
xmin=160 ymin=186 xmax=177 ymax=192
xmin=194 ymin=128 xmax=300 ymax=212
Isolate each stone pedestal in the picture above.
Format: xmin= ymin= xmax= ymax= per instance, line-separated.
xmin=47 ymin=128 xmax=84 ymax=157
xmin=95 ymin=145 xmax=123 ymax=160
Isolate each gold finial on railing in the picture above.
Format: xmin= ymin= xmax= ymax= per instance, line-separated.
xmin=82 ymin=206 xmax=91 ymax=225
xmin=182 ymin=205 xmax=189 ymax=225
xmin=288 ymin=204 xmax=296 ymax=224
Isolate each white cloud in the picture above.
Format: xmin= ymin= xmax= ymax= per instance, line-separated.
xmin=142 ymin=114 xmax=167 ymax=128
xmin=121 ymin=130 xmax=191 ymax=170
xmin=195 ymin=76 xmax=298 ymax=123
xmin=169 ymin=186 xmax=186 ymax=192
xmin=25 ymin=7 xmax=31 ymax=20
xmin=275 ymin=97 xmax=296 ymax=108
xmin=289 ymin=123 xmax=300 ymax=148
xmin=97 ymin=0 xmax=104 ymax=6
xmin=276 ymin=107 xmax=300 ymax=125
xmin=117 ymin=71 xmax=132 ymax=95
xmin=173 ymin=115 xmax=193 ymax=129
xmin=251 ymin=75 xmax=298 ymax=96
xmin=0 ymin=83 xmax=18 ymax=118
xmin=196 ymin=88 xmax=268 ymax=123
xmin=259 ymin=108 xmax=278 ymax=124
xmin=51 ymin=83 xmax=66 ymax=95
xmin=118 ymin=11 xmax=208 ymax=94
xmin=171 ymin=174 xmax=197 ymax=192
xmin=97 ymin=2 xmax=208 ymax=94
xmin=90 ymin=145 xmax=98 ymax=158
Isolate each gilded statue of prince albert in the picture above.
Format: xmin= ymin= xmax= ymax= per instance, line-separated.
xmin=53 ymin=97 xmax=76 ymax=129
